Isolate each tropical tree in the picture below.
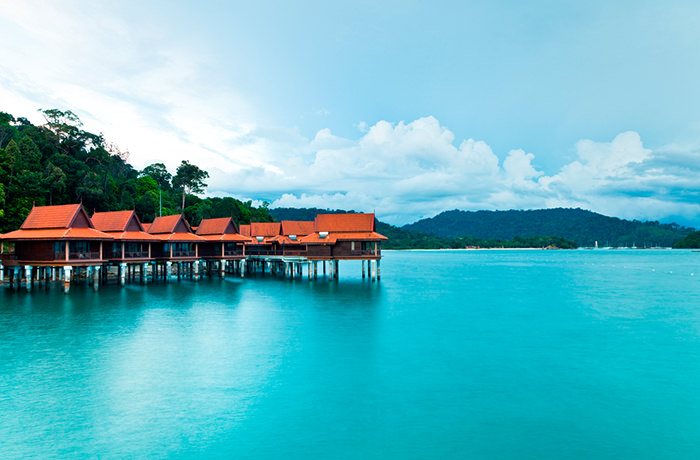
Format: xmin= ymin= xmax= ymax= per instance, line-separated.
xmin=172 ymin=160 xmax=209 ymax=212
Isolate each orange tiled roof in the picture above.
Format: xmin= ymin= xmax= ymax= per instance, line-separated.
xmin=106 ymin=231 xmax=160 ymax=241
xmin=240 ymin=224 xmax=251 ymax=236
xmin=196 ymin=217 xmax=238 ymax=235
xmin=142 ymin=223 xmax=151 ymax=232
xmin=92 ymin=210 xmax=142 ymax=232
xmin=300 ymin=231 xmax=387 ymax=244
xmin=250 ymin=222 xmax=281 ymax=237
xmin=315 ymin=213 xmax=375 ymax=232
xmin=154 ymin=232 xmax=206 ymax=242
xmin=20 ymin=204 xmax=88 ymax=229
xmin=198 ymin=233 xmax=252 ymax=242
xmin=2 ymin=227 xmax=113 ymax=240
xmin=268 ymin=235 xmax=298 ymax=245
xmin=148 ymin=214 xmax=191 ymax=234
xmin=281 ymin=221 xmax=315 ymax=236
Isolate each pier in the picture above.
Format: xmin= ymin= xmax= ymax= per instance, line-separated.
xmin=0 ymin=204 xmax=386 ymax=293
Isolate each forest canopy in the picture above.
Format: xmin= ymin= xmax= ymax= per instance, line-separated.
xmin=0 ymin=109 xmax=273 ymax=232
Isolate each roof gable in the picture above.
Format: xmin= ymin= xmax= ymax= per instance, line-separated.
xmin=196 ymin=217 xmax=238 ymax=235
xmin=281 ymin=221 xmax=315 ymax=236
xmin=239 ymin=224 xmax=251 ymax=236
xmin=148 ymin=214 xmax=192 ymax=234
xmin=20 ymin=204 xmax=94 ymax=230
xmin=250 ymin=222 xmax=281 ymax=237
xmin=92 ymin=210 xmax=144 ymax=232
xmin=315 ymin=213 xmax=375 ymax=232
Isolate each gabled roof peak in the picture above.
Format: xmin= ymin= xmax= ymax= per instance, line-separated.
xmin=315 ymin=213 xmax=375 ymax=232
xmin=196 ymin=217 xmax=238 ymax=235
xmin=148 ymin=214 xmax=192 ymax=234
xmin=20 ymin=204 xmax=93 ymax=230
xmin=92 ymin=210 xmax=144 ymax=232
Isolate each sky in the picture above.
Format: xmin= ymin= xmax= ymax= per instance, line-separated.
xmin=1 ymin=0 xmax=700 ymax=225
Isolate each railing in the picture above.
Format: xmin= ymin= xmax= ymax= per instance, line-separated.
xmin=283 ymin=249 xmax=308 ymax=256
xmin=172 ymin=250 xmax=196 ymax=257
xmin=69 ymin=251 xmax=101 ymax=260
xmin=53 ymin=252 xmax=66 ymax=260
xmin=124 ymin=251 xmax=149 ymax=258
xmin=224 ymin=249 xmax=244 ymax=256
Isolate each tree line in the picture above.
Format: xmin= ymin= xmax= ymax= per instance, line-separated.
xmin=0 ymin=109 xmax=273 ymax=233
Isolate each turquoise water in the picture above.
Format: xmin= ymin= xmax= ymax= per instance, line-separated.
xmin=2 ymin=250 xmax=700 ymax=459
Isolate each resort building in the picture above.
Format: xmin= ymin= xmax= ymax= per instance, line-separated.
xmin=0 ymin=204 xmax=113 ymax=291
xmin=0 ymin=205 xmax=388 ymax=293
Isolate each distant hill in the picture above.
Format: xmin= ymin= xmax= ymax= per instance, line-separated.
xmin=404 ymin=208 xmax=693 ymax=247
xmin=271 ymin=207 xmax=579 ymax=249
xmin=672 ymin=231 xmax=700 ymax=249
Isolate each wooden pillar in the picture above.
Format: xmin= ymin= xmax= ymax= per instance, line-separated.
xmin=377 ymin=259 xmax=381 ymax=281
xmin=371 ymin=260 xmax=376 ymax=282
xmin=25 ymin=266 xmax=32 ymax=292
xmin=362 ymin=260 xmax=366 ymax=279
xmin=0 ymin=263 xmax=4 ymax=283
xmin=92 ymin=266 xmax=100 ymax=291
xmin=119 ymin=263 xmax=126 ymax=286
xmin=323 ymin=261 xmax=326 ymax=275
xmin=63 ymin=266 xmax=72 ymax=294
xmin=141 ymin=263 xmax=148 ymax=284
xmin=240 ymin=259 xmax=246 ymax=278
xmin=166 ymin=261 xmax=172 ymax=283
xmin=194 ymin=260 xmax=200 ymax=281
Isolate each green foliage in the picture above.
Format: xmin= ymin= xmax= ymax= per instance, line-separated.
xmin=141 ymin=163 xmax=172 ymax=190
xmin=173 ymin=160 xmax=209 ymax=211
xmin=672 ymin=232 xmax=700 ymax=248
xmin=404 ymin=208 xmax=693 ymax=247
xmin=0 ymin=109 xmax=273 ymax=232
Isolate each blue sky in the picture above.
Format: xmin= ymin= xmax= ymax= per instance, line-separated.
xmin=1 ymin=1 xmax=700 ymax=225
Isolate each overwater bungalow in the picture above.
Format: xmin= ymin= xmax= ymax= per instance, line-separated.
xmin=301 ymin=213 xmax=387 ymax=279
xmin=196 ymin=217 xmax=251 ymax=259
xmin=92 ymin=210 xmax=158 ymax=263
xmin=147 ymin=214 xmax=204 ymax=260
xmin=274 ymin=220 xmax=315 ymax=256
xmin=1 ymin=206 xmax=388 ymax=292
xmin=0 ymin=204 xmax=113 ymax=290
xmin=244 ymin=222 xmax=282 ymax=256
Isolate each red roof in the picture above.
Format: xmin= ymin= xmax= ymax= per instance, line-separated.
xmin=154 ymin=232 xmax=206 ymax=242
xmin=240 ymin=224 xmax=251 ymax=236
xmin=20 ymin=204 xmax=92 ymax=229
xmin=148 ymin=214 xmax=192 ymax=234
xmin=2 ymin=227 xmax=113 ymax=241
xmin=250 ymin=222 xmax=281 ymax=237
xmin=92 ymin=210 xmax=143 ymax=232
xmin=315 ymin=213 xmax=375 ymax=232
xmin=198 ymin=233 xmax=252 ymax=242
xmin=281 ymin=221 xmax=315 ymax=236
xmin=105 ymin=231 xmax=160 ymax=241
xmin=196 ymin=217 xmax=239 ymax=235
xmin=142 ymin=223 xmax=151 ymax=232
xmin=300 ymin=231 xmax=387 ymax=244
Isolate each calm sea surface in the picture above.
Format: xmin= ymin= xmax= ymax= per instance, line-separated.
xmin=2 ymin=250 xmax=700 ymax=459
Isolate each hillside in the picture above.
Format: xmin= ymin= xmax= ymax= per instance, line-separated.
xmin=0 ymin=109 xmax=273 ymax=232
xmin=404 ymin=208 xmax=692 ymax=247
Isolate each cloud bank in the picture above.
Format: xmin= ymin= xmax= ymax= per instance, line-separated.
xmin=203 ymin=117 xmax=700 ymax=225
